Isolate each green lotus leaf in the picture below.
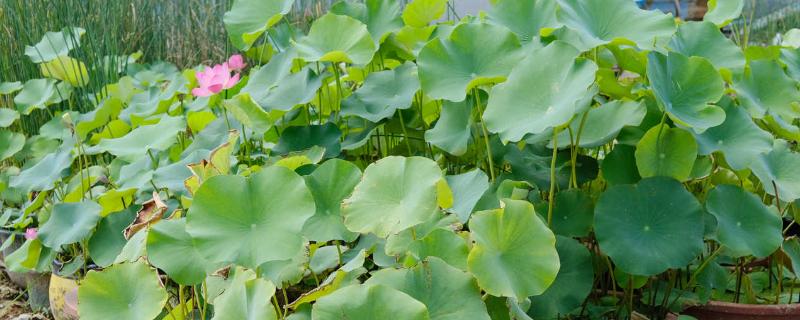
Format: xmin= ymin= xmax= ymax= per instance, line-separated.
xmin=417 ymin=22 xmax=524 ymax=102
xmin=484 ymin=41 xmax=597 ymax=142
xmin=0 ymin=109 xmax=19 ymax=128
xmin=706 ymin=184 xmax=782 ymax=258
xmin=445 ymin=169 xmax=490 ymax=223
xmin=294 ymin=13 xmax=377 ymax=65
xmin=78 ymin=261 xmax=168 ymax=320
xmin=224 ymin=93 xmax=274 ymax=136
xmin=273 ymin=123 xmax=342 ymax=158
xmin=9 ymin=140 xmax=74 ymax=192
xmin=733 ymin=59 xmax=800 ymax=120
xmin=781 ymin=48 xmax=800 ymax=80
xmin=704 ymin=0 xmax=744 ymax=27
xmin=750 ymin=140 xmax=800 ymax=202
xmin=554 ymin=100 xmax=646 ymax=148
xmin=486 ymin=0 xmax=559 ymax=43
xmin=260 ymin=244 xmax=309 ymax=287
xmin=331 ymin=0 xmax=403 ymax=43
xmin=401 ymin=0 xmax=448 ymax=28
xmin=38 ymin=201 xmax=101 ymax=250
xmin=147 ymin=218 xmax=215 ymax=285
xmin=547 ymin=189 xmax=594 ymax=238
xmin=25 ymin=27 xmax=85 ymax=63
xmin=694 ymin=99 xmax=773 ymax=170
xmin=40 ymin=56 xmax=90 ymax=87
xmin=212 ymin=267 xmax=278 ymax=320
xmin=647 ymin=52 xmax=725 ymax=130
xmin=601 ymin=145 xmax=641 ymax=186
xmin=555 ymin=0 xmax=675 ymax=50
xmin=186 ymin=166 xmax=315 ymax=268
xmin=341 ymin=62 xmax=419 ymax=122
xmin=312 ymin=284 xmax=430 ymax=320
xmin=635 ymin=124 xmax=698 ymax=181
xmin=342 ymin=156 xmax=443 ymax=238
xmin=468 ymin=199 xmax=559 ymax=300
xmin=223 ymin=0 xmax=294 ymax=50
xmin=594 ymin=177 xmax=704 ymax=276
xmin=75 ymin=97 xmax=123 ymax=141
xmin=783 ymin=238 xmax=800 ymax=273
xmin=367 ymin=257 xmax=490 ymax=320
xmin=410 ymin=228 xmax=470 ymax=271
xmin=670 ymin=21 xmax=745 ymax=73
xmin=425 ymin=98 xmax=474 ymax=156
xmin=505 ymin=144 xmax=599 ymax=191
xmin=259 ymin=67 xmax=324 ymax=112
xmin=528 ymin=236 xmax=594 ymax=319
xmin=303 ymin=159 xmax=362 ymax=242
xmin=0 ymin=81 xmax=23 ymax=95
xmin=89 ymin=207 xmax=136 ymax=267
xmin=86 ymin=115 xmax=184 ymax=160
xmin=241 ymin=49 xmax=294 ymax=99
xmin=0 ymin=130 xmax=25 ymax=161
xmin=13 ymin=78 xmax=59 ymax=115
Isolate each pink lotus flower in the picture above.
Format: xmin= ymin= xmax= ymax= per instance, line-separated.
xmin=227 ymin=54 xmax=247 ymax=71
xmin=24 ymin=228 xmax=37 ymax=240
xmin=191 ymin=60 xmax=241 ymax=97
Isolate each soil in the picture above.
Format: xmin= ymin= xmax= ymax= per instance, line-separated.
xmin=0 ymin=268 xmax=51 ymax=320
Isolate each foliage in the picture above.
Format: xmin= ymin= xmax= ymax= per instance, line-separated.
xmin=2 ymin=0 xmax=800 ymax=319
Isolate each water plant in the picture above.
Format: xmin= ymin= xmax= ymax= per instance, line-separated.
xmin=3 ymin=0 xmax=800 ymax=319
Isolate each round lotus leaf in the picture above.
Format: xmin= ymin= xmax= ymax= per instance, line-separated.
xmin=341 ymin=62 xmax=420 ymax=122
xmin=486 ymin=0 xmax=559 ymax=43
xmin=417 ymin=22 xmax=523 ymax=102
xmin=706 ymin=184 xmax=782 ymax=258
xmin=410 ymin=228 xmax=470 ymax=271
xmin=635 ymin=124 xmax=698 ymax=182
xmin=594 ymin=177 xmax=704 ymax=276
xmin=750 ymin=140 xmax=800 ymax=202
xmin=693 ymin=99 xmax=773 ymax=170
xmin=555 ymin=0 xmax=675 ymax=50
xmin=38 ymin=201 xmax=101 ymax=250
xmin=312 ymin=284 xmax=430 ymax=320
xmin=89 ymin=207 xmax=136 ymax=267
xmin=424 ymin=98 xmax=474 ymax=156
xmin=553 ymin=100 xmax=646 ymax=148
xmin=212 ymin=268 xmax=277 ymax=320
xmin=342 ymin=156 xmax=443 ymax=238
xmin=484 ymin=41 xmax=597 ymax=142
xmin=781 ymin=48 xmax=800 ymax=80
xmin=733 ymin=59 xmax=800 ymax=120
xmin=548 ymin=189 xmax=594 ymax=238
xmin=302 ymin=159 xmax=362 ymax=242
xmin=331 ymin=0 xmax=403 ymax=43
xmin=467 ymin=199 xmax=559 ymax=300
xmin=273 ymin=123 xmax=342 ymax=159
xmin=78 ymin=261 xmax=168 ymax=320
xmin=0 ymin=130 xmax=24 ymax=162
xmin=223 ymin=0 xmax=293 ymax=50
xmin=704 ymin=0 xmax=744 ymax=27
xmin=0 ymin=81 xmax=23 ymax=95
xmin=86 ymin=115 xmax=185 ymax=161
xmin=24 ymin=27 xmax=84 ymax=63
xmin=13 ymin=78 xmax=59 ymax=115
xmin=0 ymin=109 xmax=20 ymax=128
xmin=9 ymin=142 xmax=74 ymax=193
xmin=186 ymin=166 xmax=315 ymax=269
xmin=401 ymin=0 xmax=448 ymax=28
xmin=147 ymin=218 xmax=214 ymax=285
xmin=602 ymin=145 xmax=641 ymax=186
xmin=294 ymin=13 xmax=377 ymax=65
xmin=367 ymin=257 xmax=490 ymax=320
xmin=647 ymin=52 xmax=725 ymax=130
xmin=444 ymin=169 xmax=490 ymax=223
xmin=669 ymin=21 xmax=745 ymax=72
xmin=528 ymin=236 xmax=594 ymax=319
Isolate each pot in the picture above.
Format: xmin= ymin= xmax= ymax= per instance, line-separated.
xmin=682 ymin=301 xmax=800 ymax=320
xmin=49 ymin=273 xmax=79 ymax=320
xmin=0 ymin=229 xmax=50 ymax=311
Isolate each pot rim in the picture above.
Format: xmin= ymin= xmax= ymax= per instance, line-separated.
xmin=686 ymin=300 xmax=800 ymax=315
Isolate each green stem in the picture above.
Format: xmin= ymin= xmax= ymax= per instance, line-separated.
xmin=474 ymin=89 xmax=495 ymax=182
xmin=547 ymin=128 xmax=561 ymax=226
